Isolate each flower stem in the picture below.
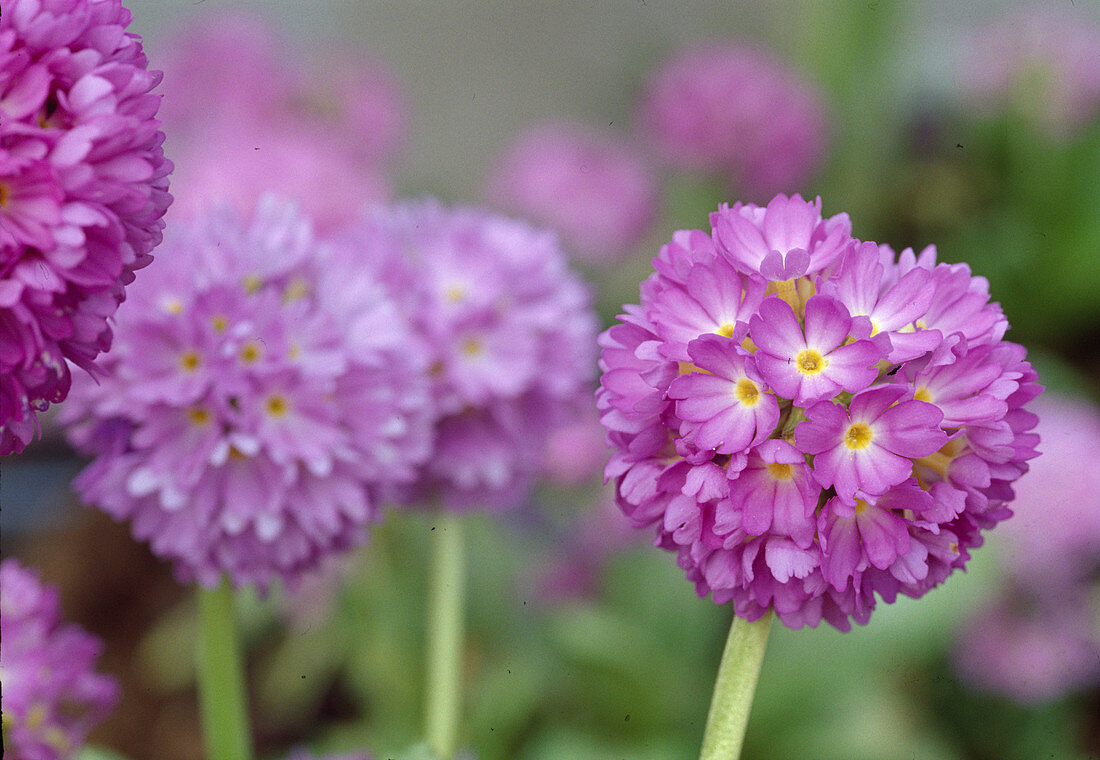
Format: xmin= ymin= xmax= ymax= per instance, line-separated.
xmin=698 ymin=611 xmax=772 ymax=760
xmin=425 ymin=513 xmax=465 ymax=760
xmin=196 ymin=579 xmax=254 ymax=760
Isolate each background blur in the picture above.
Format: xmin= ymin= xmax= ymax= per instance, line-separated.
xmin=3 ymin=1 xmax=1099 ymax=759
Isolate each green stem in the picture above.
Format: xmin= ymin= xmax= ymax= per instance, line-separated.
xmin=425 ymin=513 xmax=465 ymax=760
xmin=698 ymin=611 xmax=772 ymax=760
xmin=196 ymin=579 xmax=254 ymax=760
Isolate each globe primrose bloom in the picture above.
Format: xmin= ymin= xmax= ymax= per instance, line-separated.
xmin=598 ymin=193 xmax=1041 ymax=630
xmin=1 ymin=558 xmax=120 ymax=760
xmin=486 ymin=121 xmax=659 ymax=263
xmin=639 ymin=41 xmax=829 ymax=198
xmin=0 ymin=0 xmax=172 ymax=454
xmin=332 ymin=199 xmax=599 ymax=512
xmin=62 ymin=196 xmax=434 ymax=589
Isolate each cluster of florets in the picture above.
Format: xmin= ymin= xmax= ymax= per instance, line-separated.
xmin=598 ymin=193 xmax=1041 ymax=630
xmin=62 ymin=197 xmax=433 ymax=588
xmin=158 ymin=10 xmax=404 ymax=229
xmin=486 ymin=121 xmax=659 ymax=264
xmin=0 ymin=0 xmax=172 ymax=454
xmin=639 ymin=42 xmax=828 ymax=199
xmin=333 ymin=200 xmax=599 ymax=511
xmin=1 ymin=558 xmax=119 ymax=760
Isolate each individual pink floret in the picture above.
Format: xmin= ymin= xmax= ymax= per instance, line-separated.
xmin=668 ymin=334 xmax=779 ymax=456
xmin=751 ymin=295 xmax=881 ymax=406
xmin=797 ymin=385 xmax=947 ymax=503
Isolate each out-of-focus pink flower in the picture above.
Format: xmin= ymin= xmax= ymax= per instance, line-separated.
xmin=598 ymin=193 xmax=1041 ymax=630
xmin=487 ymin=122 xmax=659 ymax=263
xmin=1 ymin=558 xmax=119 ymax=760
xmin=953 ymin=394 xmax=1100 ymax=702
xmin=62 ymin=197 xmax=435 ymax=589
xmin=0 ymin=0 xmax=172 ymax=454
xmin=960 ymin=6 xmax=1100 ymax=137
xmin=541 ymin=409 xmax=609 ymax=487
xmin=639 ymin=42 xmax=829 ymax=199
xmin=333 ymin=200 xmax=599 ymax=512
xmin=157 ymin=11 xmax=405 ymax=230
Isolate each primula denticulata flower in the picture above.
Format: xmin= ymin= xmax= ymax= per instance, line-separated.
xmin=598 ymin=193 xmax=1041 ymax=630
xmin=333 ymin=200 xmax=600 ymax=512
xmin=1 ymin=558 xmax=120 ymax=760
xmin=486 ymin=121 xmax=659 ymax=264
xmin=62 ymin=196 xmax=434 ymax=589
xmin=0 ymin=0 xmax=172 ymax=454
xmin=639 ymin=42 xmax=829 ymax=199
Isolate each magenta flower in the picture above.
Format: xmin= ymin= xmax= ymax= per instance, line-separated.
xmin=750 ymin=295 xmax=880 ymax=406
xmin=486 ymin=121 xmax=659 ymax=263
xmin=1 ymin=558 xmax=119 ymax=760
xmin=0 ymin=0 xmax=172 ymax=454
xmin=598 ymin=193 xmax=1041 ymax=630
xmin=953 ymin=394 xmax=1100 ymax=702
xmin=62 ymin=197 xmax=434 ymax=589
xmin=960 ymin=6 xmax=1100 ymax=137
xmin=640 ymin=41 xmax=829 ymax=198
xmin=158 ymin=10 xmax=404 ymax=230
xmin=333 ymin=200 xmax=599 ymax=511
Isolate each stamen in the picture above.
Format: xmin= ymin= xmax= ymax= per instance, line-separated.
xmin=844 ymin=422 xmax=874 ymax=450
xmin=795 ymin=348 xmax=826 ymax=375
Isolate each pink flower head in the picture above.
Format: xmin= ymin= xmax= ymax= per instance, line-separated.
xmin=62 ymin=197 xmax=435 ymax=589
xmin=0 ymin=0 xmax=172 ymax=454
xmin=952 ymin=394 xmax=1100 ymax=703
xmin=332 ymin=200 xmax=599 ymax=512
xmin=1 ymin=558 xmax=119 ymax=760
xmin=486 ymin=121 xmax=659 ymax=263
xmin=640 ymin=41 xmax=829 ymax=198
xmin=960 ymin=6 xmax=1100 ymax=137
xmin=158 ymin=9 xmax=404 ymax=230
xmin=598 ymin=193 xmax=1041 ymax=630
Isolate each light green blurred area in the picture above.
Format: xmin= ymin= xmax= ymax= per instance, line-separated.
xmin=94 ymin=1 xmax=1100 ymax=758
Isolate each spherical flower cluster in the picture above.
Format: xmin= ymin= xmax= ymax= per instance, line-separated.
xmin=159 ymin=10 xmax=404 ymax=230
xmin=954 ymin=394 xmax=1100 ymax=702
xmin=1 ymin=558 xmax=119 ymax=760
xmin=62 ymin=197 xmax=433 ymax=588
xmin=0 ymin=0 xmax=172 ymax=454
xmin=486 ymin=122 xmax=659 ymax=264
xmin=597 ymin=193 xmax=1041 ymax=630
xmin=334 ymin=200 xmax=599 ymax=511
xmin=961 ymin=6 xmax=1100 ymax=137
xmin=639 ymin=42 xmax=828 ymax=199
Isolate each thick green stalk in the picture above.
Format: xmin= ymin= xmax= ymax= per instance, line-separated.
xmin=698 ymin=611 xmax=772 ymax=760
xmin=196 ymin=579 xmax=254 ymax=760
xmin=425 ymin=514 xmax=465 ymax=760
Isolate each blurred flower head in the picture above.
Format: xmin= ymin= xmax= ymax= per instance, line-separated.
xmin=158 ymin=9 xmax=405 ymax=230
xmin=598 ymin=193 xmax=1041 ymax=630
xmin=1 ymin=558 xmax=119 ymax=760
xmin=639 ymin=41 xmax=829 ymax=200
xmin=333 ymin=200 xmax=599 ymax=511
xmin=960 ymin=6 xmax=1100 ymax=137
xmin=0 ymin=0 xmax=172 ymax=454
xmin=486 ymin=121 xmax=659 ymax=264
xmin=62 ymin=196 xmax=434 ymax=589
xmin=953 ymin=393 xmax=1100 ymax=702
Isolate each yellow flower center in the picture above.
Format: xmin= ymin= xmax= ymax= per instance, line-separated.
xmin=179 ymin=350 xmax=201 ymax=372
xmin=211 ymin=314 xmax=228 ymax=332
xmin=242 ymin=274 xmax=263 ymax=294
xmin=461 ymin=338 xmax=483 ymax=357
xmin=240 ymin=341 xmax=262 ymax=364
xmin=795 ymin=349 xmax=826 ymax=375
xmin=283 ymin=276 xmax=310 ymax=303
xmin=766 ymin=462 xmax=795 ymax=481
xmin=715 ymin=322 xmax=736 ymax=338
xmin=445 ymin=285 xmax=466 ymax=303
xmin=914 ymin=386 xmax=933 ymax=403
xmin=844 ymin=422 xmax=874 ymax=450
xmin=734 ymin=377 xmax=761 ymax=406
xmin=265 ymin=394 xmax=289 ymax=417
xmin=187 ymin=407 xmax=211 ymax=425
xmin=0 ymin=182 xmax=10 ymax=207
xmin=854 ymin=499 xmax=869 ymax=515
